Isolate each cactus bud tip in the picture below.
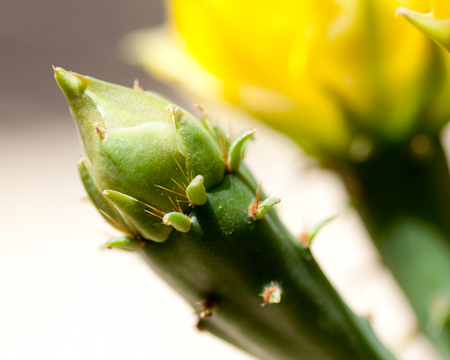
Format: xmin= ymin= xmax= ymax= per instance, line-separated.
xmin=54 ymin=66 xmax=88 ymax=99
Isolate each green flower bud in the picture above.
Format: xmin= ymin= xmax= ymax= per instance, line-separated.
xmin=55 ymin=68 xmax=225 ymax=242
xmin=186 ymin=175 xmax=207 ymax=206
xmin=397 ymin=7 xmax=450 ymax=53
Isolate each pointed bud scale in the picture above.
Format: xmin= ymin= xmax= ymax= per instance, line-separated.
xmin=163 ymin=212 xmax=192 ymax=233
xmin=195 ymin=104 xmax=229 ymax=149
xmin=397 ymin=7 xmax=450 ymax=53
xmin=228 ymin=129 xmax=256 ymax=172
xmin=186 ymin=175 xmax=207 ymax=206
xmin=77 ymin=158 xmax=130 ymax=233
xmin=105 ymin=236 xmax=143 ymax=251
xmin=103 ymin=190 xmax=171 ymax=243
xmin=169 ymin=105 xmax=225 ymax=188
xmin=55 ymin=68 xmax=227 ymax=242
xmin=309 ymin=214 xmax=338 ymax=242
xmin=256 ymin=197 xmax=281 ymax=220
xmin=300 ymin=215 xmax=338 ymax=248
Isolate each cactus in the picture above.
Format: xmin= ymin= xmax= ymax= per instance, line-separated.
xmin=123 ymin=2 xmax=450 ymax=356
xmin=55 ymin=68 xmax=394 ymax=360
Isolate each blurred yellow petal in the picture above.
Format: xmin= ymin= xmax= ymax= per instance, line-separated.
xmin=123 ymin=0 xmax=450 ymax=157
xmin=172 ymin=0 xmax=310 ymax=91
xmin=120 ymin=28 xmax=225 ymax=101
xmin=429 ymin=0 xmax=450 ymax=19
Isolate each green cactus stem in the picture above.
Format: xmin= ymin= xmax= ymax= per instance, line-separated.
xmin=55 ymin=68 xmax=394 ymax=360
xmin=338 ymin=137 xmax=450 ymax=358
xmin=138 ymin=170 xmax=395 ymax=360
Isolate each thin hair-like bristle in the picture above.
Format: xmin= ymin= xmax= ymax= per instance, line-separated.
xmin=256 ymin=182 xmax=262 ymax=204
xmin=220 ymin=133 xmax=228 ymax=160
xmin=155 ymin=185 xmax=187 ymax=198
xmin=171 ymin=178 xmax=187 ymax=192
xmin=98 ymin=209 xmax=134 ymax=236
xmin=144 ymin=209 xmax=164 ymax=220
xmin=142 ymin=203 xmax=166 ymax=215
xmin=175 ymin=158 xmax=189 ymax=182
xmin=168 ymin=196 xmax=181 ymax=213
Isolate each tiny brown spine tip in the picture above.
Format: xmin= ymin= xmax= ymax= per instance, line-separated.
xmin=196 ymin=299 xmax=218 ymax=320
xmin=194 ymin=104 xmax=205 ymax=111
xmin=133 ymin=79 xmax=143 ymax=92
xmin=260 ymin=282 xmax=282 ymax=307
xmin=94 ymin=122 xmax=108 ymax=141
xmin=196 ymin=321 xmax=206 ymax=332
xmin=248 ymin=200 xmax=258 ymax=220
xmin=248 ymin=183 xmax=262 ymax=220
xmin=298 ymin=232 xmax=310 ymax=248
xmin=194 ymin=104 xmax=211 ymax=121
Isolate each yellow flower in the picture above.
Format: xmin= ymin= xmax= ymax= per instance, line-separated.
xmin=124 ymin=0 xmax=450 ymax=158
xmin=429 ymin=0 xmax=450 ymax=19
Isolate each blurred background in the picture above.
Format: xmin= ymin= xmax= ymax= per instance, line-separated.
xmin=0 ymin=0 xmax=442 ymax=359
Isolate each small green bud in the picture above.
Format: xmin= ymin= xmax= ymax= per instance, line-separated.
xmin=248 ymin=185 xmax=280 ymax=221
xmin=256 ymin=197 xmax=281 ymax=220
xmin=186 ymin=175 xmax=207 ymax=206
xmin=299 ymin=215 xmax=338 ymax=248
xmin=228 ymin=129 xmax=255 ymax=172
xmin=55 ymin=68 xmax=225 ymax=242
xmin=105 ymin=236 xmax=144 ymax=251
xmin=163 ymin=212 xmax=192 ymax=233
xmin=309 ymin=215 xmax=338 ymax=242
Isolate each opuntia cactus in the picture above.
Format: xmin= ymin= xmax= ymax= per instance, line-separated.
xmin=55 ymin=68 xmax=394 ymax=360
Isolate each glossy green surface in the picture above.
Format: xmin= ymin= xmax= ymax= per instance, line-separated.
xmin=56 ymin=69 xmax=394 ymax=360
xmin=140 ymin=172 xmax=394 ymax=360
xmin=348 ymin=137 xmax=450 ymax=358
